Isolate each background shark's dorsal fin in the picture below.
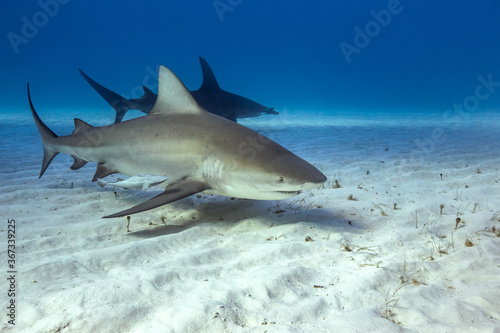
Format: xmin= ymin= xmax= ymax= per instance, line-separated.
xmin=199 ymin=57 xmax=220 ymax=91
xmin=149 ymin=66 xmax=203 ymax=115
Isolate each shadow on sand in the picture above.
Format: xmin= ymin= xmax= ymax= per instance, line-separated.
xmin=124 ymin=195 xmax=364 ymax=239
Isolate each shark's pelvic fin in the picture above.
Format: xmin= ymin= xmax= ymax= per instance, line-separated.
xmin=92 ymin=163 xmax=118 ymax=182
xmin=148 ymin=66 xmax=204 ymax=116
xmin=199 ymin=56 xmax=220 ymax=91
xmin=103 ymin=179 xmax=209 ymax=218
xmin=27 ymin=83 xmax=59 ymax=178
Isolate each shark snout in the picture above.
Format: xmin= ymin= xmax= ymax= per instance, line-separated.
xmin=279 ymin=166 xmax=326 ymax=194
xmin=311 ymin=169 xmax=327 ymax=185
xmin=300 ymin=173 xmax=327 ymax=190
xmin=300 ymin=163 xmax=327 ymax=188
xmin=263 ymin=108 xmax=279 ymax=115
xmin=275 ymin=154 xmax=327 ymax=190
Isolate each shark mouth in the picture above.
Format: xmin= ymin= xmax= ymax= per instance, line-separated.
xmin=275 ymin=190 xmax=302 ymax=195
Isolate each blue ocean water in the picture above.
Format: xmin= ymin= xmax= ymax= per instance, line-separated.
xmin=3 ymin=3 xmax=500 ymax=331
xmin=1 ymin=0 xmax=499 ymax=115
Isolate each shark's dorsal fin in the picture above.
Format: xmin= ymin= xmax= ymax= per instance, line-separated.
xmin=142 ymin=86 xmax=155 ymax=96
xmin=73 ymin=118 xmax=93 ymax=134
xmin=199 ymin=57 xmax=220 ymax=91
xmin=149 ymin=66 xmax=203 ymax=115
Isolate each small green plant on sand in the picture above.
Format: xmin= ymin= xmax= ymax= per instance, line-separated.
xmin=380 ymin=262 xmax=426 ymax=324
xmin=347 ymin=194 xmax=358 ymax=201
xmin=370 ymin=203 xmax=388 ymax=216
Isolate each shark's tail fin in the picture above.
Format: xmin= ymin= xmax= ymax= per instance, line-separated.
xmin=79 ymin=69 xmax=131 ymax=124
xmin=27 ymin=83 xmax=59 ymax=178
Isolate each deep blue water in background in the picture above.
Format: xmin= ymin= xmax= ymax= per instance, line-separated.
xmin=1 ymin=0 xmax=499 ymax=114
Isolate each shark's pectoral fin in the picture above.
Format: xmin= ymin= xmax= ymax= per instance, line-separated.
xmin=103 ymin=180 xmax=209 ymax=218
xmin=92 ymin=163 xmax=118 ymax=182
xmin=70 ymin=155 xmax=88 ymax=170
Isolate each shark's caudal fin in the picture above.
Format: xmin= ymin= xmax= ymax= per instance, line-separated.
xmin=79 ymin=69 xmax=131 ymax=124
xmin=27 ymin=83 xmax=59 ymax=178
xmin=103 ymin=180 xmax=208 ymax=218
xmin=198 ymin=57 xmax=220 ymax=91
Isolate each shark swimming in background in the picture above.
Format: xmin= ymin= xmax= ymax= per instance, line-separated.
xmin=29 ymin=65 xmax=326 ymax=218
xmin=80 ymin=57 xmax=279 ymax=123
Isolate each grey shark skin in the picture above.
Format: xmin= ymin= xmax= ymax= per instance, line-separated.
xmin=80 ymin=57 xmax=278 ymax=123
xmin=29 ymin=65 xmax=326 ymax=218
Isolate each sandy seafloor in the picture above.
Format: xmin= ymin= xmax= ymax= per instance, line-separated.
xmin=1 ymin=106 xmax=500 ymax=333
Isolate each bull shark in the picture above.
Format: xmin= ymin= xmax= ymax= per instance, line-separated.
xmin=80 ymin=57 xmax=279 ymax=123
xmin=29 ymin=65 xmax=326 ymax=218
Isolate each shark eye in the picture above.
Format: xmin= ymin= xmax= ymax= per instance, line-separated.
xmin=279 ymin=176 xmax=285 ymax=183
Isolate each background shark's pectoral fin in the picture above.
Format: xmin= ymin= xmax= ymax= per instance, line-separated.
xmin=103 ymin=180 xmax=209 ymax=218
